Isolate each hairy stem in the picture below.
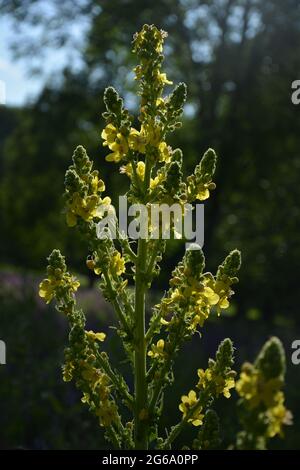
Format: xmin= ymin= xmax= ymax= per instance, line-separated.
xmin=134 ymin=237 xmax=148 ymax=449
xmin=102 ymin=269 xmax=131 ymax=335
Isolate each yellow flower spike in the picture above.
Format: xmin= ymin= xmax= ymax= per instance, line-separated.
xmin=86 ymin=330 xmax=106 ymax=342
xmin=148 ymin=339 xmax=165 ymax=358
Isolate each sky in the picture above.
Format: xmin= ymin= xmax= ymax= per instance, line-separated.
xmin=0 ymin=18 xmax=44 ymax=106
xmin=0 ymin=5 xmax=90 ymax=108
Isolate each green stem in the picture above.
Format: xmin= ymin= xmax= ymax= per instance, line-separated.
xmin=103 ymin=270 xmax=131 ymax=335
xmin=134 ymin=236 xmax=148 ymax=449
xmin=107 ymin=425 xmax=121 ymax=450
xmin=161 ymin=419 xmax=186 ymax=449
xmin=145 ymin=240 xmax=160 ymax=280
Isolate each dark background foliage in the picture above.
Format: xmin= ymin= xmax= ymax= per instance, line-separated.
xmin=0 ymin=0 xmax=299 ymax=449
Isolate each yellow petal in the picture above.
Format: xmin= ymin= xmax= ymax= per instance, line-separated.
xmin=95 ymin=333 xmax=105 ymax=341
xmin=181 ymin=395 xmax=189 ymax=404
xmin=196 ymin=188 xmax=210 ymax=201
xmin=192 ymin=418 xmax=203 ymax=426
xmin=219 ymin=297 xmax=230 ymax=309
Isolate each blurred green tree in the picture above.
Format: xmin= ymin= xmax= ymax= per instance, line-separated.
xmin=1 ymin=0 xmax=300 ymax=323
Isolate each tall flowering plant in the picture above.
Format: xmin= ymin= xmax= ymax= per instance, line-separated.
xmin=39 ymin=25 xmax=290 ymax=450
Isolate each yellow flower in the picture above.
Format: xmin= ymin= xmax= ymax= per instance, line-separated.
xmin=120 ymin=161 xmax=145 ymax=181
xmin=128 ymin=128 xmax=147 ymax=153
xmin=121 ymin=161 xmax=145 ymax=181
xmin=141 ymin=122 xmax=161 ymax=146
xmin=197 ymin=367 xmax=235 ymax=398
xmin=267 ymin=392 xmax=292 ymax=437
xmin=39 ymin=274 xmax=80 ymax=304
xmin=213 ymin=280 xmax=231 ymax=313
xmin=148 ymin=339 xmax=165 ymax=358
xmin=189 ymin=311 xmax=209 ymax=330
xmin=39 ymin=279 xmax=57 ymax=304
xmin=236 ymin=367 xmax=284 ymax=409
xmin=105 ymin=151 xmax=123 ymax=163
xmin=101 ymin=123 xmax=118 ymax=148
xmin=106 ymin=133 xmax=129 ymax=162
xmin=156 ymin=97 xmax=165 ymax=108
xmin=195 ymin=184 xmax=210 ymax=201
xmin=157 ymin=72 xmax=173 ymax=85
xmin=86 ymin=258 xmax=102 ymax=275
xmin=81 ymin=364 xmax=101 ymax=384
xmin=197 ymin=368 xmax=213 ymax=389
xmin=66 ymin=193 xmax=111 ymax=227
xmin=236 ymin=369 xmax=259 ymax=404
xmin=111 ymin=252 xmax=126 ymax=276
xmin=90 ymin=174 xmax=105 ymax=193
xmin=150 ymin=172 xmax=165 ymax=189
xmin=66 ymin=193 xmax=99 ymax=226
xmin=179 ymin=390 xmax=204 ymax=426
xmin=102 ymin=124 xmax=129 ymax=162
xmin=158 ymin=141 xmax=171 ymax=162
xmin=81 ymin=392 xmax=90 ymax=403
xmin=136 ymin=161 xmax=145 ymax=180
xmin=86 ymin=330 xmax=106 ymax=342
xmin=201 ymin=286 xmax=220 ymax=305
xmin=222 ymin=377 xmax=235 ymax=398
